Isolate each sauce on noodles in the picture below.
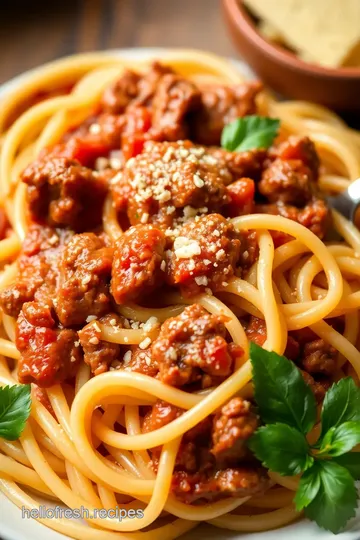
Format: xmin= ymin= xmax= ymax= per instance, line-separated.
xmin=0 ymin=50 xmax=359 ymax=539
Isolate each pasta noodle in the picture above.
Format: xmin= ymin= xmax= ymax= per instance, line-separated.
xmin=0 ymin=48 xmax=359 ymax=538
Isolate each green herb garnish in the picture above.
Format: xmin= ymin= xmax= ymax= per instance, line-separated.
xmin=0 ymin=384 xmax=31 ymax=440
xmin=249 ymin=342 xmax=360 ymax=534
xmin=221 ymin=115 xmax=280 ymax=152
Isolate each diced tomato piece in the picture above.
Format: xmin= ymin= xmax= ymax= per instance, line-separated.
xmin=226 ymin=178 xmax=255 ymax=217
xmin=122 ymin=133 xmax=147 ymax=161
xmin=121 ymin=107 xmax=152 ymax=161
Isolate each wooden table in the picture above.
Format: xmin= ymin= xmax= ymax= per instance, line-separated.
xmin=0 ymin=0 xmax=236 ymax=84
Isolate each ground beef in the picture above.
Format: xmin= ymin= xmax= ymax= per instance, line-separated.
xmin=78 ymin=313 xmax=124 ymax=376
xmin=142 ymin=400 xmax=183 ymax=433
xmin=245 ymin=317 xmax=336 ymax=401
xmin=301 ymin=339 xmax=337 ymax=376
xmin=111 ymin=224 xmax=166 ymax=304
xmin=212 ymin=398 xmax=259 ymax=466
xmin=301 ymin=370 xmax=331 ymax=403
xmin=166 ymin=214 xmax=241 ymax=296
xmin=122 ymin=140 xmax=240 ymax=227
xmin=123 ymin=346 xmax=159 ymax=377
xmin=16 ymin=301 xmax=81 ymax=387
xmin=143 ymin=397 xmax=267 ymax=503
xmin=0 ymin=225 xmax=70 ymax=317
xmin=209 ymin=147 xmax=267 ymax=182
xmin=256 ymin=198 xmax=330 ymax=239
xmin=259 ymin=158 xmax=314 ymax=206
xmin=151 ymin=74 xmax=201 ymax=140
xmin=55 ymin=233 xmax=113 ymax=327
xmin=135 ymin=62 xmax=175 ymax=106
xmin=171 ymin=466 xmax=268 ymax=504
xmin=272 ymin=136 xmax=320 ymax=181
xmin=100 ymin=70 xmax=141 ymax=114
xmin=237 ymin=230 xmax=259 ymax=272
xmin=151 ymin=304 xmax=243 ymax=388
xmin=22 ymin=156 xmax=108 ymax=230
xmin=192 ymin=81 xmax=263 ymax=145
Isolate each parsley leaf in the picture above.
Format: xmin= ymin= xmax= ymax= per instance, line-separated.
xmin=0 ymin=384 xmax=31 ymax=440
xmin=221 ymin=116 xmax=280 ymax=152
xmin=250 ymin=343 xmax=317 ymax=434
xmin=304 ymin=461 xmax=358 ymax=534
xmin=333 ymin=454 xmax=360 ymax=480
xmin=249 ymin=423 xmax=312 ymax=476
xmin=319 ymin=421 xmax=360 ymax=457
xmin=320 ymin=378 xmax=360 ymax=438
xmin=294 ymin=463 xmax=321 ymax=511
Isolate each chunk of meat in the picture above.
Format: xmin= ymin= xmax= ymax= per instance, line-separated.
xmin=55 ymin=233 xmax=113 ymax=327
xmin=16 ymin=302 xmax=81 ymax=387
xmin=209 ymin=147 xmax=267 ymax=182
xmin=237 ymin=230 xmax=259 ymax=271
xmin=273 ymin=136 xmax=320 ymax=181
xmin=22 ymin=157 xmax=108 ymax=230
xmin=123 ymin=347 xmax=159 ymax=377
xmin=152 ymin=304 xmax=243 ymax=388
xmin=142 ymin=400 xmax=182 ymax=433
xmin=123 ymin=140 xmax=236 ymax=227
xmin=259 ymin=158 xmax=313 ymax=206
xmin=144 ymin=396 xmax=268 ymax=503
xmin=135 ymin=62 xmax=175 ymax=106
xmin=78 ymin=314 xmax=124 ymax=376
xmin=100 ymin=70 xmax=141 ymax=113
xmin=111 ymin=225 xmax=166 ymax=304
xmin=167 ymin=214 xmax=240 ymax=295
xmin=171 ymin=467 xmax=268 ymax=503
xmin=212 ymin=398 xmax=259 ymax=466
xmin=301 ymin=339 xmax=337 ymax=376
xmin=256 ymin=198 xmax=331 ymax=239
xmin=301 ymin=370 xmax=331 ymax=403
xmin=193 ymin=81 xmax=263 ymax=145
xmin=0 ymin=225 xmax=70 ymax=317
xmin=151 ymin=74 xmax=201 ymax=140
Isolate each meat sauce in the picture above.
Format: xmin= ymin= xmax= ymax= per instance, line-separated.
xmin=0 ymin=62 xmax=336 ymax=504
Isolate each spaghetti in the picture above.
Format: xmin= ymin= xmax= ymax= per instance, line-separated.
xmin=0 ymin=49 xmax=359 ymax=539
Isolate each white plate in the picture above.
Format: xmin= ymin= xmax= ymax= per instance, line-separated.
xmin=0 ymin=48 xmax=359 ymax=540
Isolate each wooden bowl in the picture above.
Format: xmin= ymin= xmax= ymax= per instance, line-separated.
xmin=223 ymin=0 xmax=360 ymax=112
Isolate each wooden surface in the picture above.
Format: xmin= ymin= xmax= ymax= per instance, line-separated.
xmin=0 ymin=0 xmax=236 ymax=84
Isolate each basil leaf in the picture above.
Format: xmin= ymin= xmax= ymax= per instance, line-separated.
xmin=0 ymin=384 xmax=31 ymax=440
xmin=320 ymin=378 xmax=360 ymax=438
xmin=249 ymin=423 xmax=312 ymax=476
xmin=304 ymin=461 xmax=357 ymax=534
xmin=319 ymin=421 xmax=360 ymax=457
xmin=333 ymin=453 xmax=360 ymax=480
xmin=250 ymin=343 xmax=317 ymax=434
xmin=221 ymin=116 xmax=280 ymax=152
xmin=294 ymin=463 xmax=321 ymax=511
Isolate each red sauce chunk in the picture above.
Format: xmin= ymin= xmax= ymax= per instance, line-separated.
xmin=166 ymin=214 xmax=241 ymax=295
xmin=6 ymin=60 xmax=338 ymax=505
xmin=16 ymin=302 xmax=81 ymax=387
xmin=111 ymin=224 xmax=166 ymax=304
xmin=151 ymin=304 xmax=243 ymax=388
xmin=55 ymin=233 xmax=113 ymax=326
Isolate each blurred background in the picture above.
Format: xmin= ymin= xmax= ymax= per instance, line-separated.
xmin=0 ymin=0 xmax=235 ymax=84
